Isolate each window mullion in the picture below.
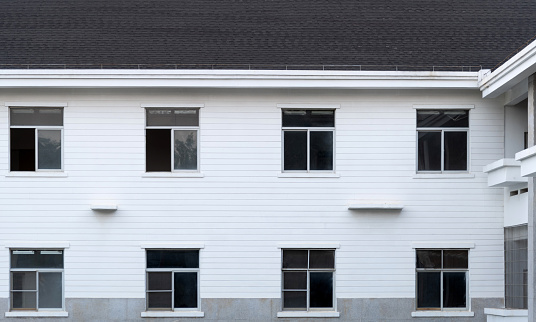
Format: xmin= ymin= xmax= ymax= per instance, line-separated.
xmin=171 ymin=271 xmax=174 ymax=310
xmin=170 ymin=130 xmax=174 ymax=172
xmin=307 ymin=130 xmax=311 ymax=172
xmin=34 ymin=129 xmax=39 ymax=171
xmin=441 ymin=130 xmax=445 ymax=172
xmin=35 ymin=271 xmax=39 ymax=310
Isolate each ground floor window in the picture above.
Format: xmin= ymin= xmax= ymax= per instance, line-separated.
xmin=505 ymin=225 xmax=528 ymax=309
xmin=416 ymin=249 xmax=468 ymax=310
xmin=10 ymin=249 xmax=64 ymax=310
xmin=145 ymin=249 xmax=200 ymax=311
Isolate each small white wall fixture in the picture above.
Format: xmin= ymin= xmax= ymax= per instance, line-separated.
xmin=90 ymin=204 xmax=118 ymax=212
xmin=348 ymin=201 xmax=404 ymax=211
xmin=482 ymin=158 xmax=527 ymax=187
xmin=515 ymin=146 xmax=536 ymax=177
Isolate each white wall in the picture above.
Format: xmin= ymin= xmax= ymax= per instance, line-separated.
xmin=505 ymin=100 xmax=528 ymax=158
xmin=0 ymin=88 xmax=505 ymax=300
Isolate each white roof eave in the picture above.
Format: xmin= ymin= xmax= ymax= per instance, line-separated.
xmin=0 ymin=69 xmax=479 ymax=89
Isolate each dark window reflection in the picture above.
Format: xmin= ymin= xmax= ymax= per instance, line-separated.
xmin=443 ymin=272 xmax=466 ymax=308
xmin=284 ymin=131 xmax=307 ymax=170
xmin=417 ymin=272 xmax=441 ymax=308
xmin=444 ymin=132 xmax=467 ymax=171
xmin=310 ymin=131 xmax=333 ymax=170
xmin=418 ymin=132 xmax=441 ymax=171
xmin=310 ymin=272 xmax=333 ymax=308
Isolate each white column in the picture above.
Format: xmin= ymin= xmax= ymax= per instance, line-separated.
xmin=528 ymin=74 xmax=536 ymax=321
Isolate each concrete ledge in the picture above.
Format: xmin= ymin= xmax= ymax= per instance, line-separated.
xmin=141 ymin=311 xmax=204 ymax=318
xmin=484 ymin=308 xmax=528 ymax=316
xmin=5 ymin=311 xmax=68 ymax=318
xmin=277 ymin=311 xmax=340 ymax=318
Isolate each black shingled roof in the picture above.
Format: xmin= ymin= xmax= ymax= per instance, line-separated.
xmin=1 ymin=0 xmax=535 ymax=71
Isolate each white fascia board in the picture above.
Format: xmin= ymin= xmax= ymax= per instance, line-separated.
xmin=0 ymin=69 xmax=479 ymax=89
xmin=479 ymin=39 xmax=536 ymax=98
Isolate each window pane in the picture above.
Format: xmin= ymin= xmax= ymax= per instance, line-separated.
xmin=505 ymin=225 xmax=528 ymax=309
xmin=12 ymin=272 xmax=36 ymax=290
xmin=147 ymin=292 xmax=172 ymax=309
xmin=11 ymin=291 xmax=37 ymax=309
xmin=282 ymin=250 xmax=308 ymax=269
xmin=283 ymin=291 xmax=306 ymax=309
xmin=146 ymin=109 xmax=199 ymax=126
xmin=416 ymin=250 xmax=441 ymax=269
xmin=310 ymin=131 xmax=333 ymax=170
xmin=283 ymin=131 xmax=307 ymax=171
xmin=417 ymin=110 xmax=468 ymax=128
xmin=174 ymin=272 xmax=198 ymax=308
xmin=146 ymin=250 xmax=199 ymax=269
xmin=309 ymin=250 xmax=335 ymax=269
xmin=38 ymin=130 xmax=61 ymax=170
xmin=443 ymin=272 xmax=466 ymax=308
xmin=283 ymin=271 xmax=307 ymax=290
xmin=38 ymin=272 xmax=62 ymax=308
xmin=10 ymin=108 xmax=63 ymax=126
xmin=443 ymin=250 xmax=468 ymax=269
xmin=146 ymin=129 xmax=171 ymax=172
xmin=11 ymin=250 xmax=63 ymax=269
xmin=416 ymin=272 xmax=440 ymax=308
xmin=147 ymin=272 xmax=172 ymax=291
xmin=10 ymin=128 xmax=35 ymax=171
xmin=444 ymin=131 xmax=467 ymax=171
xmin=282 ymin=110 xmax=334 ymax=127
xmin=310 ymin=272 xmax=333 ymax=308
xmin=418 ymin=132 xmax=441 ymax=171
xmin=174 ymin=130 xmax=197 ymax=170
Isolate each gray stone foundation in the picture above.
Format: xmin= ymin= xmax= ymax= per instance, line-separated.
xmin=0 ymin=297 xmax=503 ymax=321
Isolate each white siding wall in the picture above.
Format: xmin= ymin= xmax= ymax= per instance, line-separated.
xmin=0 ymin=88 xmax=504 ymax=300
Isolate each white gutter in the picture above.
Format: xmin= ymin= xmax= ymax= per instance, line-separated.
xmin=479 ymin=39 xmax=536 ymax=98
xmin=0 ymin=69 xmax=479 ymax=89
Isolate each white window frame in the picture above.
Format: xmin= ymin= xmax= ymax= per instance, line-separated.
xmin=9 ymin=249 xmax=65 ymax=312
xmin=281 ymin=109 xmax=336 ymax=173
xmin=414 ymin=249 xmax=469 ymax=312
xmin=144 ymin=106 xmax=201 ymax=173
xmin=8 ymin=107 xmax=64 ymax=172
xmin=280 ymin=249 xmax=336 ymax=312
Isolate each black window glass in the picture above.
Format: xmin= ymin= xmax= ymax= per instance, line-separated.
xmin=147 ymin=250 xmax=199 ymax=269
xmin=147 ymin=272 xmax=172 ymax=290
xmin=283 ymin=291 xmax=307 ymax=309
xmin=417 ymin=110 xmax=468 ymax=128
xmin=146 ymin=109 xmax=199 ymax=126
xmin=310 ymin=272 xmax=333 ymax=308
xmin=12 ymin=292 xmax=36 ymax=309
xmin=11 ymin=250 xmax=63 ymax=269
xmin=282 ymin=250 xmax=308 ymax=269
xmin=505 ymin=225 xmax=528 ymax=309
xmin=309 ymin=250 xmax=335 ymax=269
xmin=10 ymin=108 xmax=63 ymax=126
xmin=38 ymin=272 xmax=62 ymax=308
xmin=310 ymin=131 xmax=333 ymax=170
xmin=443 ymin=272 xmax=466 ymax=308
xmin=417 ymin=272 xmax=440 ymax=308
xmin=12 ymin=272 xmax=36 ymax=290
xmin=282 ymin=110 xmax=334 ymax=127
xmin=416 ymin=250 xmax=441 ymax=269
xmin=10 ymin=128 xmax=35 ymax=171
xmin=147 ymin=292 xmax=172 ymax=309
xmin=283 ymin=271 xmax=307 ymax=290
xmin=418 ymin=132 xmax=441 ymax=171
xmin=283 ymin=131 xmax=307 ymax=171
xmin=174 ymin=272 xmax=198 ymax=308
xmin=146 ymin=129 xmax=171 ymax=172
xmin=443 ymin=250 xmax=468 ymax=269
xmin=444 ymin=131 xmax=467 ymax=171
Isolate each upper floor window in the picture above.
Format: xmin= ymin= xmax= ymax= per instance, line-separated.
xmin=417 ymin=110 xmax=468 ymax=172
xmin=10 ymin=249 xmax=64 ymax=311
xmin=10 ymin=108 xmax=63 ymax=171
xmin=282 ymin=110 xmax=335 ymax=172
xmin=145 ymin=108 xmax=199 ymax=172
xmin=416 ymin=249 xmax=468 ymax=311
xmin=145 ymin=249 xmax=200 ymax=311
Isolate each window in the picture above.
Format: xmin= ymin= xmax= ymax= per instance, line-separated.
xmin=10 ymin=107 xmax=63 ymax=171
xmin=417 ymin=110 xmax=468 ymax=172
xmin=145 ymin=108 xmax=199 ymax=172
xmin=281 ymin=249 xmax=335 ymax=311
xmin=505 ymin=225 xmax=528 ymax=309
xmin=10 ymin=250 xmax=64 ymax=311
xmin=416 ymin=249 xmax=468 ymax=310
xmin=282 ymin=110 xmax=335 ymax=172
xmin=145 ymin=249 xmax=200 ymax=311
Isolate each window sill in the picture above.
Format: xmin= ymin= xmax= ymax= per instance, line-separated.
xmin=278 ymin=173 xmax=340 ymax=178
xmin=5 ymin=311 xmax=68 ymax=318
xmin=141 ymin=311 xmax=204 ymax=318
xmin=411 ymin=311 xmax=474 ymax=318
xmin=413 ymin=173 xmax=474 ymax=179
xmin=5 ymin=172 xmax=68 ymax=178
xmin=277 ymin=311 xmax=340 ymax=318
xmin=142 ymin=172 xmax=204 ymax=178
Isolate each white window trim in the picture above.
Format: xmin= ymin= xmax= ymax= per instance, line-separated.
xmin=140 ymin=243 xmax=205 ymax=249
xmin=411 ymin=311 xmax=474 ymax=318
xmin=415 ymin=108 xmax=471 ymax=174
xmin=277 ymin=311 xmax=340 ymax=318
xmin=144 ymin=106 xmax=202 ymax=174
xmin=277 ymin=243 xmax=340 ymax=249
xmin=5 ymin=311 xmax=68 ymax=318
xmin=4 ymin=241 xmax=70 ymax=249
xmin=411 ymin=242 xmax=474 ymax=249
xmin=8 ymin=107 xmax=65 ymax=173
xmin=141 ymin=311 xmax=204 ymax=318
xmin=5 ymin=102 xmax=68 ymax=108
xmin=277 ymin=104 xmax=341 ymax=109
